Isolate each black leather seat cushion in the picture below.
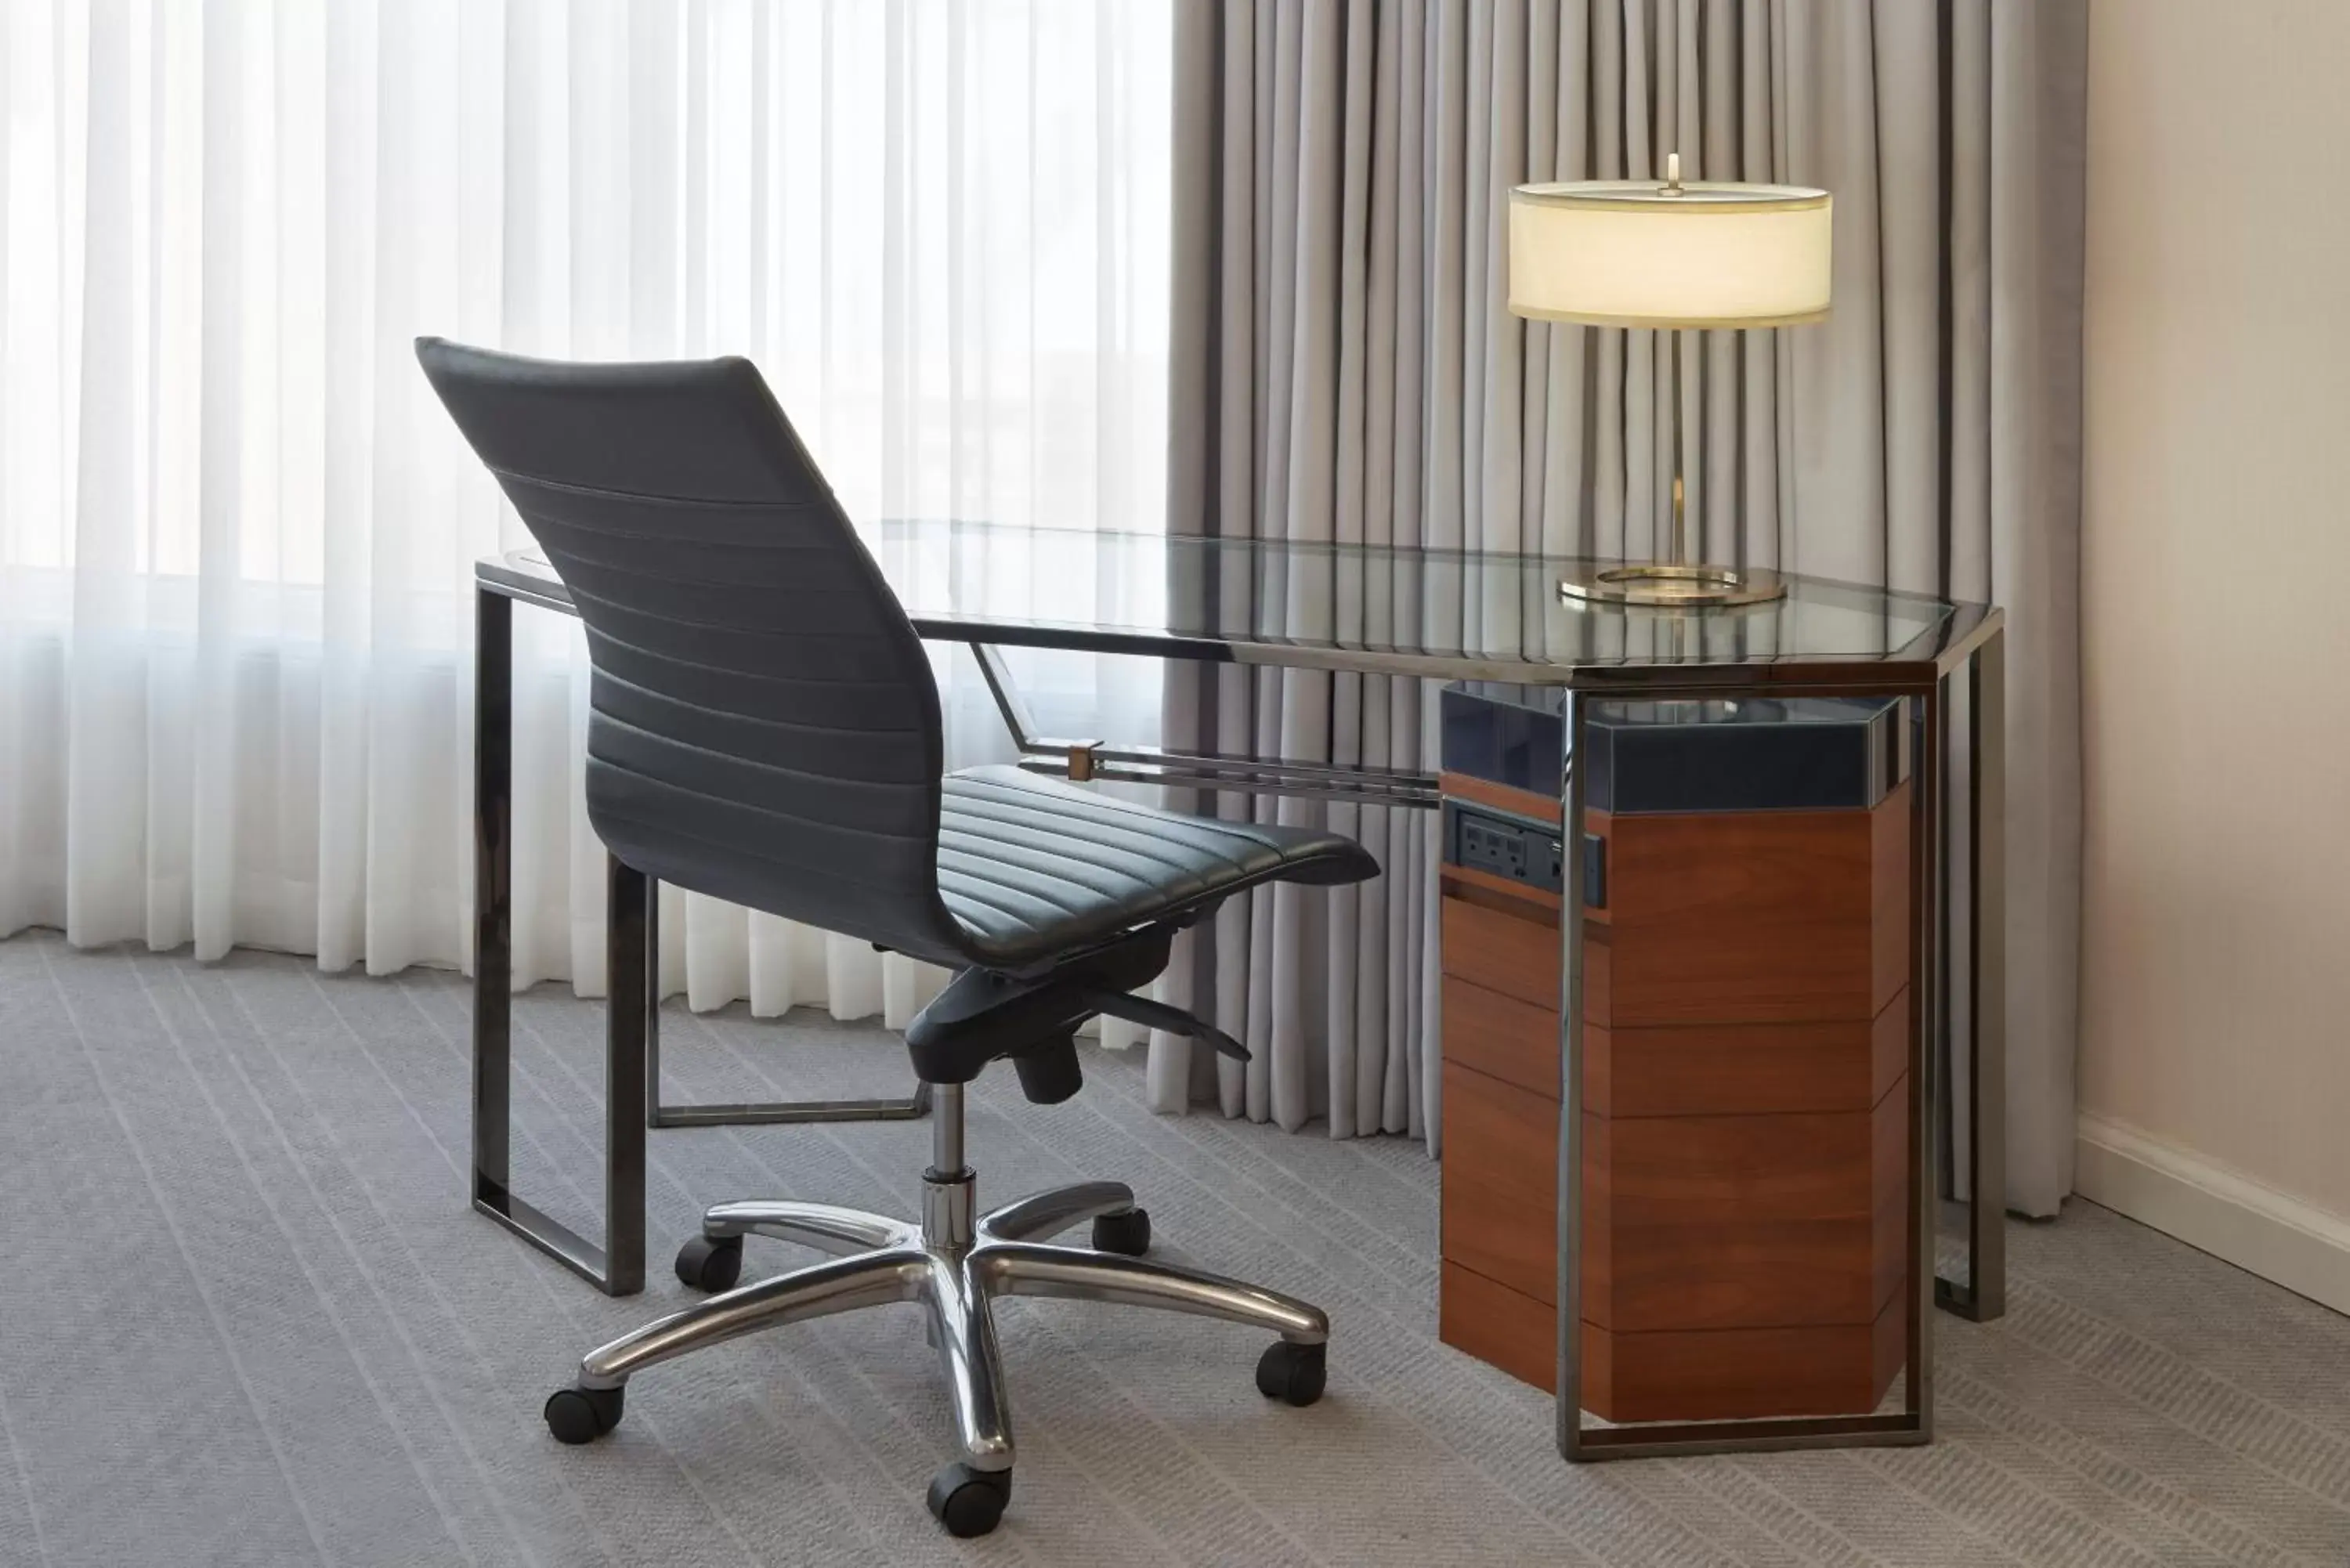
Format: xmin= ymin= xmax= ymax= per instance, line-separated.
xmin=937 ymin=767 xmax=1378 ymax=970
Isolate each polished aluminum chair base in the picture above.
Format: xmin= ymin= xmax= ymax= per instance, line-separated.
xmin=544 ymin=1085 xmax=1329 ymax=1536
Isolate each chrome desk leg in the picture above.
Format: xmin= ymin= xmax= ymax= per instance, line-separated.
xmin=1556 ymin=687 xmax=1589 ymax=1456
xmin=1937 ymin=629 xmax=2008 ymax=1321
xmin=471 ymin=581 xmax=924 ymax=1300
xmin=1556 ymin=680 xmax=1936 ymax=1461
xmin=642 ymin=884 xmax=933 ymax=1129
xmin=471 ymin=584 xmax=648 ymax=1297
xmin=602 ymin=857 xmax=653 ymax=1293
xmin=1913 ymin=684 xmax=1943 ymax=1433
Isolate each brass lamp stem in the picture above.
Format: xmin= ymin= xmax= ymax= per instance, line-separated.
xmin=1666 ymin=152 xmax=1689 ymax=566
xmin=1671 ymin=324 xmax=1690 ymax=567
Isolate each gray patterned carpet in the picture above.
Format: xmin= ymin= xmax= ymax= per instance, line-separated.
xmin=4 ymin=930 xmax=2349 ymax=1566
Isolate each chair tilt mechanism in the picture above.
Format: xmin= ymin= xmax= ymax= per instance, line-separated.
xmin=418 ymin=338 xmax=1381 ymax=1539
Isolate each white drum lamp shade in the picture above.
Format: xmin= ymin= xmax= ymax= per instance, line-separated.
xmin=1507 ymin=170 xmax=1831 ymax=329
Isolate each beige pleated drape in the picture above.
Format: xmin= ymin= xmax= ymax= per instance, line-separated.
xmin=1152 ymin=0 xmax=2084 ymax=1218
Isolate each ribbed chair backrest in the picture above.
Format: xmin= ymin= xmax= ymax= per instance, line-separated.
xmin=418 ymin=338 xmax=972 ymax=966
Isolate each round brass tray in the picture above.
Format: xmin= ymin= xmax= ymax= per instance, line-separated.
xmin=1557 ymin=562 xmax=1788 ymax=609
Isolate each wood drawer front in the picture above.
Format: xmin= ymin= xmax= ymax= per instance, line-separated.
xmin=1584 ymin=1215 xmax=1881 ymax=1331
xmin=1441 ymin=894 xmax=1560 ymax=1012
xmin=1871 ymin=782 xmax=1913 ymax=1018
xmin=1440 ymin=1262 xmax=1556 ymax=1393
xmin=1582 ymin=1289 xmax=1904 ymax=1423
xmin=1441 ymin=977 xmax=1560 ymax=1100
xmin=1440 ymin=1063 xmax=1557 ymax=1306
xmin=1585 ymin=994 xmax=1908 ymax=1118
xmin=1585 ymin=1107 xmax=1878 ymax=1229
xmin=1871 ymin=1077 xmax=1911 ymax=1314
xmin=1603 ymin=793 xmax=1907 ymax=1027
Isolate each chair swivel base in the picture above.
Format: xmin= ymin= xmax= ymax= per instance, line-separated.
xmin=543 ymin=1175 xmax=1329 ymax=1538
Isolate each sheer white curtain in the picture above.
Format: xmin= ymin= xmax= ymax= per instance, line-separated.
xmin=0 ymin=0 xmax=1170 ymax=1025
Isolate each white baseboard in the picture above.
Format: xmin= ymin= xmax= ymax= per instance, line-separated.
xmin=2074 ymin=1113 xmax=2350 ymax=1317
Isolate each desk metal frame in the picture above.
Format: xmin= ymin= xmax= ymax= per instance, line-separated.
xmin=472 ymin=573 xmax=931 ymax=1298
xmin=1547 ymin=610 xmax=2005 ymax=1459
xmin=471 ymin=555 xmax=2004 ymax=1460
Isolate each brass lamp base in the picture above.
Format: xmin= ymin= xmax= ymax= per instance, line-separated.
xmin=1558 ymin=562 xmax=1788 ymax=609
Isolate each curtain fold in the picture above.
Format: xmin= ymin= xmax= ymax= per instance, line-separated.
xmin=1158 ymin=0 xmax=2084 ymax=1216
xmin=0 ymin=0 xmax=1172 ymax=1035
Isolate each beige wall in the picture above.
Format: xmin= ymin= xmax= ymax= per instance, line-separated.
xmin=2081 ymin=0 xmax=2350 ymax=1216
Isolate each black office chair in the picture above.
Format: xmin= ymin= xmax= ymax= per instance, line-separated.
xmin=418 ymin=339 xmax=1378 ymax=1537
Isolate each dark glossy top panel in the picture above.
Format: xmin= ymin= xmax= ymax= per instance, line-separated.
xmin=1438 ymin=685 xmax=1901 ymax=812
xmin=479 ymin=518 xmax=1994 ymax=685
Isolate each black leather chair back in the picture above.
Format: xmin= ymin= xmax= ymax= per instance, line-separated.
xmin=418 ymin=338 xmax=971 ymax=965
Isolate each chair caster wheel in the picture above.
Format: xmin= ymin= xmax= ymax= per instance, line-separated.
xmin=926 ymin=1461 xmax=1011 ymax=1537
xmin=1256 ymin=1340 xmax=1325 ymax=1407
xmin=544 ymin=1383 xmax=624 ymax=1445
xmin=676 ymin=1234 xmax=743 ymax=1293
xmin=1090 ymin=1206 xmax=1151 ymax=1256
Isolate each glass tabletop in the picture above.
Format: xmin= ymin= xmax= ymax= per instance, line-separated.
xmin=870 ymin=519 xmax=1987 ymax=679
xmin=480 ymin=518 xmax=1996 ymax=685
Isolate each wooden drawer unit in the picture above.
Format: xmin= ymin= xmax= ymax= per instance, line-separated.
xmin=1440 ymin=1056 xmax=1558 ymax=1306
xmin=1439 ymin=956 xmax=1560 ymax=1098
xmin=1439 ymin=891 xmax=1561 ymax=1013
xmin=1434 ymin=700 xmax=1913 ymax=1425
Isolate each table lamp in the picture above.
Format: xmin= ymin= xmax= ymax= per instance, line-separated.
xmin=1509 ymin=153 xmax=1831 ymax=606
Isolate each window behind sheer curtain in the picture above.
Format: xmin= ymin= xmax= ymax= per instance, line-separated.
xmin=0 ymin=0 xmax=1171 ymax=1019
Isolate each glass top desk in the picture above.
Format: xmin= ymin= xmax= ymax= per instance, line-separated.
xmin=473 ymin=520 xmax=2005 ymax=1462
